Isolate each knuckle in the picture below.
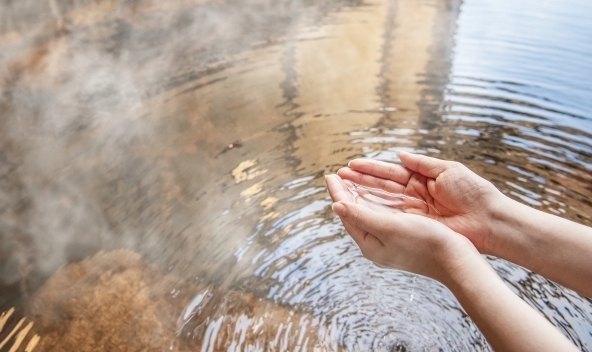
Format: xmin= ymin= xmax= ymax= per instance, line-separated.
xmin=450 ymin=161 xmax=464 ymax=169
xmin=387 ymin=165 xmax=397 ymax=179
xmin=360 ymin=173 xmax=370 ymax=184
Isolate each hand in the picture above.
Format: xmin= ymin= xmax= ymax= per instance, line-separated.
xmin=336 ymin=152 xmax=503 ymax=253
xmin=325 ymin=174 xmax=479 ymax=283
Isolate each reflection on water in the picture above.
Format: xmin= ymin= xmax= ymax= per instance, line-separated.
xmin=1 ymin=0 xmax=591 ymax=350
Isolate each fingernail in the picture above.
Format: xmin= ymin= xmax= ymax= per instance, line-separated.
xmin=324 ymin=175 xmax=331 ymax=191
xmin=332 ymin=202 xmax=347 ymax=217
xmin=347 ymin=161 xmax=352 ymax=168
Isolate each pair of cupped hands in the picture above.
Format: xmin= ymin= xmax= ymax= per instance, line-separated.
xmin=325 ymin=151 xmax=502 ymax=284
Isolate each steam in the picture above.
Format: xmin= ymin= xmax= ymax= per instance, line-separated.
xmin=0 ymin=0 xmax=355 ymax=303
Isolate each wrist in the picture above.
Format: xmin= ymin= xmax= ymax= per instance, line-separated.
xmin=439 ymin=246 xmax=496 ymax=294
xmin=435 ymin=234 xmax=484 ymax=287
xmin=482 ymin=192 xmax=522 ymax=256
xmin=483 ymin=193 xmax=549 ymax=276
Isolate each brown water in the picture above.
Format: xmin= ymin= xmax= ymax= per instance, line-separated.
xmin=1 ymin=0 xmax=591 ymax=350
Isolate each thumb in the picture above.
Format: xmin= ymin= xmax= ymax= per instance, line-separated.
xmin=399 ymin=151 xmax=456 ymax=179
xmin=332 ymin=201 xmax=391 ymax=245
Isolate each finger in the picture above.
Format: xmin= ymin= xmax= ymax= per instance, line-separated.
xmin=405 ymin=174 xmax=433 ymax=202
xmin=337 ymin=167 xmax=406 ymax=194
xmin=340 ymin=217 xmax=367 ymax=244
xmin=326 ymin=175 xmax=379 ymax=210
xmin=332 ymin=204 xmax=373 ymax=246
xmin=339 ymin=215 xmax=385 ymax=254
xmin=332 ymin=201 xmax=393 ymax=244
xmin=325 ymin=174 xmax=354 ymax=203
xmin=427 ymin=178 xmax=438 ymax=198
xmin=399 ymin=151 xmax=457 ymax=179
xmin=347 ymin=159 xmax=413 ymax=185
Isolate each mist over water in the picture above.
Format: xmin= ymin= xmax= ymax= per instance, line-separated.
xmin=1 ymin=0 xmax=591 ymax=350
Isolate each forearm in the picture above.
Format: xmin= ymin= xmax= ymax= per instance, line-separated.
xmin=443 ymin=253 xmax=578 ymax=352
xmin=487 ymin=196 xmax=592 ymax=297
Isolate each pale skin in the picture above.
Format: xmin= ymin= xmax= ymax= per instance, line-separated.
xmin=325 ymin=151 xmax=591 ymax=352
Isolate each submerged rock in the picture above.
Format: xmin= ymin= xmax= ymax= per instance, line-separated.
xmin=22 ymin=250 xmax=337 ymax=351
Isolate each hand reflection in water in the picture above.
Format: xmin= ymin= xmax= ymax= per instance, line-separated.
xmin=326 ymin=151 xmax=589 ymax=352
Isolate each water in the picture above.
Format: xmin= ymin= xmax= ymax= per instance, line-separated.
xmin=341 ymin=178 xmax=431 ymax=215
xmin=1 ymin=0 xmax=591 ymax=350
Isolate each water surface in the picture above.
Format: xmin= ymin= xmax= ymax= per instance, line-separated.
xmin=0 ymin=0 xmax=591 ymax=350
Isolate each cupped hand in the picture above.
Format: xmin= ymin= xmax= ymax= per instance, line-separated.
xmin=326 ymin=174 xmax=478 ymax=282
xmin=336 ymin=152 xmax=503 ymax=253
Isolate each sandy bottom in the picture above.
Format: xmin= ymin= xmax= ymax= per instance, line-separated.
xmin=1 ymin=250 xmax=330 ymax=351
